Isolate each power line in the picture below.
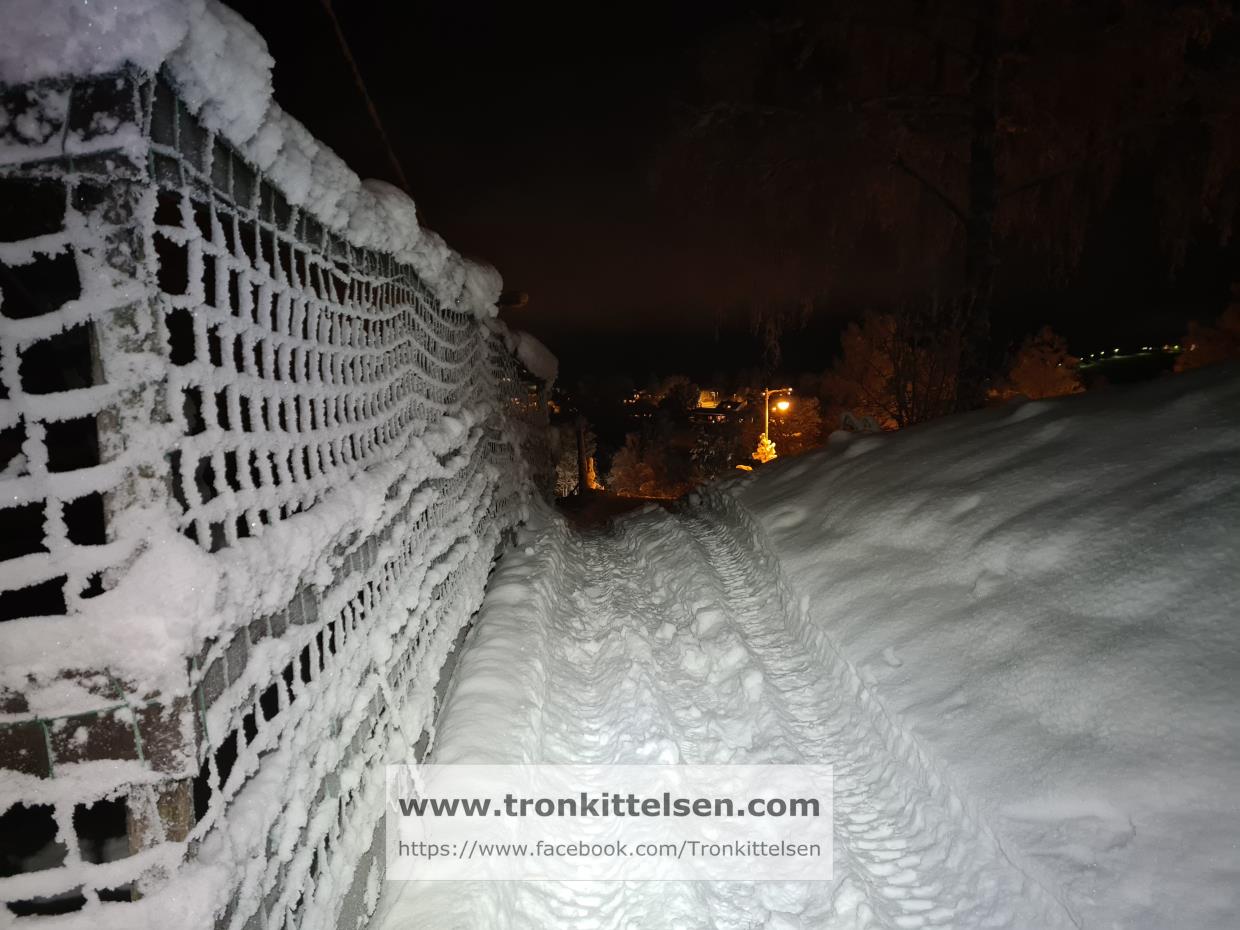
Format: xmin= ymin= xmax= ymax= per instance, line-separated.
xmin=318 ymin=0 xmax=413 ymax=195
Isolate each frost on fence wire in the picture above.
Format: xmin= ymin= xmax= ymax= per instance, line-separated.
xmin=0 ymin=69 xmax=546 ymax=928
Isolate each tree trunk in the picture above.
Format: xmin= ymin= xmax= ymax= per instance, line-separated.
xmin=958 ymin=0 xmax=999 ymax=410
xmin=575 ymin=416 xmax=589 ymax=497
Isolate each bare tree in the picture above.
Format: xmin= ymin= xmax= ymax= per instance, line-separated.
xmin=1175 ymin=305 xmax=1240 ymax=372
xmin=823 ymin=307 xmax=962 ymax=429
xmin=999 ymin=326 xmax=1083 ymax=400
xmin=663 ymin=0 xmax=1240 ymax=406
xmin=607 ymin=434 xmax=658 ymax=497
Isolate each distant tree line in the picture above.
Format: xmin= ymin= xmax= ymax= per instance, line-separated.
xmin=560 ymin=303 xmax=1239 ymax=500
xmin=658 ymin=0 xmax=1240 ymax=408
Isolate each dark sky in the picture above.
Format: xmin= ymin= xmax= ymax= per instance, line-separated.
xmin=222 ymin=0 xmax=766 ymax=375
xmin=221 ymin=1 xmax=1234 ymax=381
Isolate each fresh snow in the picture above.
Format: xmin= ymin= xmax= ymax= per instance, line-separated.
xmin=0 ymin=0 xmax=191 ymax=85
xmin=739 ymin=366 xmax=1240 ymax=930
xmin=375 ymin=366 xmax=1240 ymax=930
xmin=512 ymin=330 xmax=559 ymax=385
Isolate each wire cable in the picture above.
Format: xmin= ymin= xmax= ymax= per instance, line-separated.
xmin=318 ymin=0 xmax=413 ymax=195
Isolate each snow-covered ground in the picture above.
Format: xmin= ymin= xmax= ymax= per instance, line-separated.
xmin=375 ymin=366 xmax=1239 ymax=930
xmin=738 ymin=365 xmax=1240 ymax=929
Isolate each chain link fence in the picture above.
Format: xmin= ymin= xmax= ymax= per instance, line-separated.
xmin=0 ymin=66 xmax=548 ymax=929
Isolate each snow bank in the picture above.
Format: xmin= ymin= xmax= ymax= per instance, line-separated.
xmin=737 ymin=366 xmax=1240 ymax=930
xmin=483 ymin=320 xmax=559 ymax=385
xmin=0 ymin=0 xmax=500 ymax=318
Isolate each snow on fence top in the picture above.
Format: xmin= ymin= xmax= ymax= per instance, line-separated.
xmin=507 ymin=329 xmax=559 ymax=385
xmin=0 ymin=5 xmax=552 ymax=928
xmin=0 ymin=0 xmax=506 ymax=320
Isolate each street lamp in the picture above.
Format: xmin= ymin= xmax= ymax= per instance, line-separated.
xmin=763 ymin=387 xmax=793 ymax=438
xmin=754 ymin=387 xmax=792 ymax=464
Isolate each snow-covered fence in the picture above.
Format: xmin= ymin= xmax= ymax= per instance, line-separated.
xmin=0 ymin=51 xmax=548 ymax=930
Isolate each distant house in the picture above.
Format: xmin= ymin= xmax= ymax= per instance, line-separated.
xmin=623 ymin=390 xmax=658 ymax=420
xmin=690 ymin=396 xmax=747 ymax=424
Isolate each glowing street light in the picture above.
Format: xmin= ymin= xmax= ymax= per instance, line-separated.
xmin=754 ymin=387 xmax=793 ymax=464
xmin=764 ymin=387 xmax=793 ymax=436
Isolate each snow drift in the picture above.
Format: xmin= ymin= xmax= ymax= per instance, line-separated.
xmin=739 ymin=365 xmax=1240 ymax=929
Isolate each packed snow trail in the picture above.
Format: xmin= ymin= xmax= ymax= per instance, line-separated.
xmin=374 ymin=494 xmax=1077 ymax=930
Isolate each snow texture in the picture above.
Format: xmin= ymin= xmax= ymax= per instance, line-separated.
xmin=512 ymin=330 xmax=558 ymax=384
xmin=375 ymin=367 xmax=1239 ymax=930
xmin=738 ymin=366 xmax=1240 ymax=930
xmin=0 ymin=0 xmax=190 ymax=85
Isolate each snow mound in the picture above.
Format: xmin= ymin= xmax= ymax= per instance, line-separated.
xmin=738 ymin=365 xmax=1240 ymax=930
xmin=513 ymin=330 xmax=558 ymax=384
xmin=165 ymin=0 xmax=273 ymax=142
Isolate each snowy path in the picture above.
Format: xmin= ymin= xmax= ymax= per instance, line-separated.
xmin=376 ymin=496 xmax=1078 ymax=929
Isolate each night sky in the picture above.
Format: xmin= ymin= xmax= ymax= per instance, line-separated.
xmin=221 ymin=1 xmax=1236 ymax=382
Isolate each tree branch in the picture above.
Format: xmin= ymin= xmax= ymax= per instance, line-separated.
xmin=999 ymin=109 xmax=1183 ymax=201
xmin=891 ymin=155 xmax=968 ymax=227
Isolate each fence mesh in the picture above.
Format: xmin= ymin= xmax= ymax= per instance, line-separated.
xmin=0 ymin=67 xmax=547 ymax=928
